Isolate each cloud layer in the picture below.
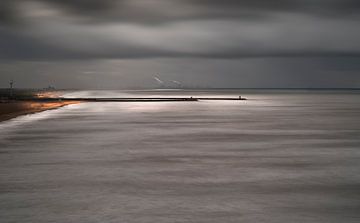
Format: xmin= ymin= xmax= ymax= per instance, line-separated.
xmin=1 ymin=1 xmax=360 ymax=89
xmin=1 ymin=0 xmax=360 ymax=60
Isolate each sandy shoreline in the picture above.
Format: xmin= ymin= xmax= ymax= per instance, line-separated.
xmin=0 ymin=101 xmax=79 ymax=122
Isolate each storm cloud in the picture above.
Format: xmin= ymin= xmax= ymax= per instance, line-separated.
xmin=1 ymin=0 xmax=360 ymax=60
xmin=0 ymin=0 xmax=360 ymax=88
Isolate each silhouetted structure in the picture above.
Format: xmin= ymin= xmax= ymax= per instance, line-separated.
xmin=9 ymin=80 xmax=14 ymax=98
xmin=15 ymin=96 xmax=246 ymax=102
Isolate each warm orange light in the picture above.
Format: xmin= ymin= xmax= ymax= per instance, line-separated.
xmin=34 ymin=91 xmax=60 ymax=98
xmin=24 ymin=101 xmax=79 ymax=110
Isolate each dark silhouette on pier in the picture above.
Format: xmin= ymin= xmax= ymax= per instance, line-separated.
xmin=16 ymin=96 xmax=247 ymax=103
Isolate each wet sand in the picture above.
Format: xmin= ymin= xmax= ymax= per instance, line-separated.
xmin=0 ymin=101 xmax=79 ymax=122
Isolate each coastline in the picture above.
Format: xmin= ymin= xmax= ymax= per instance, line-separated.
xmin=0 ymin=101 xmax=79 ymax=122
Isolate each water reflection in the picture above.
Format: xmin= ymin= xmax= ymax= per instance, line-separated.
xmin=0 ymin=90 xmax=360 ymax=223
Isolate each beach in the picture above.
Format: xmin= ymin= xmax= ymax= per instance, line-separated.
xmin=0 ymin=101 xmax=79 ymax=122
xmin=0 ymin=90 xmax=79 ymax=122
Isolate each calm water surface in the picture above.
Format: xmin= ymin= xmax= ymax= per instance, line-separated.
xmin=1 ymin=90 xmax=360 ymax=223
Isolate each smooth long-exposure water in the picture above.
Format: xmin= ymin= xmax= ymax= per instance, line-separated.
xmin=1 ymin=90 xmax=360 ymax=223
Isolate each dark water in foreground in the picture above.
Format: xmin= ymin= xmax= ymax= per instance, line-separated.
xmin=1 ymin=90 xmax=360 ymax=223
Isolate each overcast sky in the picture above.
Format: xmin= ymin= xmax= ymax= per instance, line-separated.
xmin=1 ymin=0 xmax=360 ymax=89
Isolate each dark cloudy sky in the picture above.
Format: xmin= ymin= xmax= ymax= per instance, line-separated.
xmin=1 ymin=0 xmax=360 ymax=89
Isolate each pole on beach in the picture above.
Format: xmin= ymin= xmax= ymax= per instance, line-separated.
xmin=9 ymin=80 xmax=14 ymax=98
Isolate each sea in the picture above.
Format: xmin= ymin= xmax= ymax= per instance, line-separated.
xmin=0 ymin=89 xmax=360 ymax=223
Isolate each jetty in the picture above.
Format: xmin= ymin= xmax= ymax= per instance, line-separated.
xmin=15 ymin=96 xmax=247 ymax=102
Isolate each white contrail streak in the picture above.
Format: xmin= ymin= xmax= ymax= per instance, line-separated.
xmin=171 ymin=80 xmax=181 ymax=85
xmin=153 ymin=76 xmax=164 ymax=85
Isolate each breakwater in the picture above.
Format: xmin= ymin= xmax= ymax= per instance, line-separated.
xmin=15 ymin=96 xmax=247 ymax=102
